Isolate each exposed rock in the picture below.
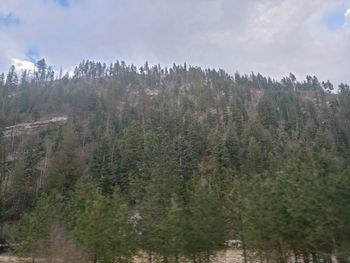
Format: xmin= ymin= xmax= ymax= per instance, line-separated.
xmin=4 ymin=116 xmax=68 ymax=138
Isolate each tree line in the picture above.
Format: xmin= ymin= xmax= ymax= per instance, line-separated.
xmin=0 ymin=59 xmax=350 ymax=262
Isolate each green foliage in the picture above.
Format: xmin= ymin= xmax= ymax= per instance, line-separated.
xmin=0 ymin=60 xmax=349 ymax=262
xmin=243 ymin=120 xmax=274 ymax=175
xmin=16 ymin=193 xmax=60 ymax=258
xmin=225 ymin=123 xmax=240 ymax=168
xmin=209 ymin=129 xmax=230 ymax=169
xmin=183 ymin=178 xmax=228 ymax=261
xmin=119 ymin=121 xmax=144 ymax=192
xmin=90 ymin=137 xmax=118 ymax=194
xmin=155 ymin=198 xmax=185 ymax=261
xmin=257 ymin=95 xmax=279 ymax=130
xmin=46 ymin=124 xmax=84 ymax=192
xmin=74 ymin=190 xmax=136 ymax=263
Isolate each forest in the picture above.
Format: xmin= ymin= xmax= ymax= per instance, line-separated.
xmin=0 ymin=59 xmax=350 ymax=263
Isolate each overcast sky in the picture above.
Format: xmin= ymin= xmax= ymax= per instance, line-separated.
xmin=0 ymin=0 xmax=349 ymax=85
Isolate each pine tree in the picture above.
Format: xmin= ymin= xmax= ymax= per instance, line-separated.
xmin=257 ymin=95 xmax=279 ymax=130
xmin=74 ymin=190 xmax=136 ymax=263
xmin=5 ymin=65 xmax=18 ymax=92
xmin=90 ymin=137 xmax=118 ymax=194
xmin=183 ymin=178 xmax=227 ymax=262
xmin=47 ymin=124 xmax=84 ymax=193
xmin=208 ymin=129 xmax=229 ymax=170
xmin=130 ymin=131 xmax=181 ymax=262
xmin=175 ymin=115 xmax=204 ymax=193
xmin=242 ymin=120 xmax=274 ymax=175
xmin=36 ymin=59 xmax=47 ymax=80
xmin=225 ymin=123 xmax=240 ymax=169
xmin=16 ymin=193 xmax=60 ymax=262
xmin=152 ymin=197 xmax=185 ymax=262
xmin=119 ymin=121 xmax=143 ymax=193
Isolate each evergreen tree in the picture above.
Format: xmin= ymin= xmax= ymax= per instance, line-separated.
xmin=5 ymin=65 xmax=18 ymax=92
xmin=225 ymin=123 xmax=240 ymax=169
xmin=47 ymin=124 xmax=84 ymax=193
xmin=119 ymin=121 xmax=143 ymax=193
xmin=16 ymin=193 xmax=60 ymax=262
xmin=134 ymin=131 xmax=180 ymax=259
xmin=74 ymin=189 xmax=136 ymax=263
xmin=36 ymin=59 xmax=47 ymax=80
xmin=90 ymin=137 xmax=118 ymax=194
xmin=0 ymin=59 xmax=348 ymax=262
xmin=183 ymin=178 xmax=227 ymax=262
xmin=257 ymin=95 xmax=279 ymax=130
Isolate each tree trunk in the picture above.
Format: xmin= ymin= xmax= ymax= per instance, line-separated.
xmin=293 ymin=250 xmax=299 ymax=263
xmin=242 ymin=240 xmax=248 ymax=263
xmin=303 ymin=252 xmax=310 ymax=263
xmin=311 ymin=252 xmax=319 ymax=263
xmin=162 ymin=255 xmax=168 ymax=263
xmin=336 ymin=256 xmax=348 ymax=263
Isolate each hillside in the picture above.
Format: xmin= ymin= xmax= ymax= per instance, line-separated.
xmin=0 ymin=60 xmax=350 ymax=263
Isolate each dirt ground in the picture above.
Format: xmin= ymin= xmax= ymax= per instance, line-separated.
xmin=214 ymin=249 xmax=244 ymax=263
xmin=133 ymin=249 xmax=244 ymax=263
xmin=0 ymin=249 xmax=244 ymax=263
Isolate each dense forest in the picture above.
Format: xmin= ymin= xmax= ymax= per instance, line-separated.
xmin=0 ymin=59 xmax=350 ymax=263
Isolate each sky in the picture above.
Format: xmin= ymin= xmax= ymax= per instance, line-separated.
xmin=0 ymin=0 xmax=349 ymax=85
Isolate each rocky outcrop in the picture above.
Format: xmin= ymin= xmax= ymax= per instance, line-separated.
xmin=4 ymin=116 xmax=68 ymax=138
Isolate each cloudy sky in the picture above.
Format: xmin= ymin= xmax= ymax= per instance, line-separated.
xmin=0 ymin=0 xmax=349 ymax=84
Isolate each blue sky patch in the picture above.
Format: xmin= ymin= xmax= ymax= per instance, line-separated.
xmin=43 ymin=0 xmax=70 ymax=8
xmin=54 ymin=0 xmax=70 ymax=7
xmin=0 ymin=13 xmax=20 ymax=28
xmin=324 ymin=7 xmax=347 ymax=29
xmin=26 ymin=48 xmax=40 ymax=63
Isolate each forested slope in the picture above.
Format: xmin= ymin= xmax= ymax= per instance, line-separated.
xmin=0 ymin=59 xmax=350 ymax=263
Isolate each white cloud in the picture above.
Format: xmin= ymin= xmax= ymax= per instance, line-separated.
xmin=11 ymin=58 xmax=35 ymax=72
xmin=0 ymin=0 xmax=349 ymax=85
xmin=345 ymin=9 xmax=350 ymax=25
